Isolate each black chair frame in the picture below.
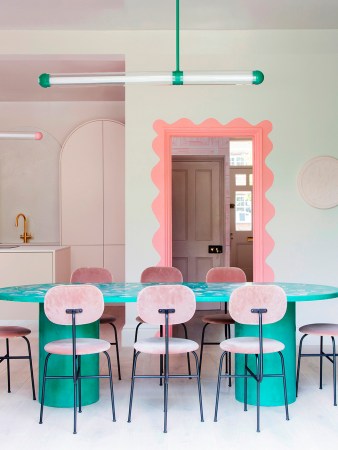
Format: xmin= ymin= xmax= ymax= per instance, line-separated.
xmin=128 ymin=308 xmax=204 ymax=433
xmin=39 ymin=308 xmax=116 ymax=434
xmin=214 ymin=308 xmax=289 ymax=432
xmin=0 ymin=335 xmax=36 ymax=400
xmin=296 ymin=333 xmax=337 ymax=406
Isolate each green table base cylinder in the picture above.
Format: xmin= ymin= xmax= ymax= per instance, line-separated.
xmin=235 ymin=303 xmax=296 ymax=406
xmin=39 ymin=304 xmax=99 ymax=408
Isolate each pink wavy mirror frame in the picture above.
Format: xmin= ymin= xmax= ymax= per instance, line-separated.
xmin=152 ymin=118 xmax=275 ymax=282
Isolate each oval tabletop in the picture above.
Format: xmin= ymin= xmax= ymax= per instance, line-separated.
xmin=0 ymin=281 xmax=337 ymax=303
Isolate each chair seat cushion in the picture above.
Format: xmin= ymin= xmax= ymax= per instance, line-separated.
xmin=100 ymin=314 xmax=117 ymax=324
xmin=299 ymin=323 xmax=338 ymax=336
xmin=134 ymin=337 xmax=199 ymax=355
xmin=220 ymin=337 xmax=285 ymax=354
xmin=0 ymin=326 xmax=31 ymax=338
xmin=45 ymin=338 xmax=110 ymax=355
xmin=202 ymin=313 xmax=235 ymax=325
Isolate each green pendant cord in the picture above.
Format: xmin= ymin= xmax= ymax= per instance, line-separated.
xmin=172 ymin=0 xmax=183 ymax=85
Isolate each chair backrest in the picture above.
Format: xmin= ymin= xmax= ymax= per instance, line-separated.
xmin=206 ymin=267 xmax=247 ymax=283
xmin=229 ymin=284 xmax=287 ymax=325
xmin=44 ymin=285 xmax=104 ymax=325
xmin=70 ymin=267 xmax=113 ymax=283
xmin=140 ymin=266 xmax=183 ymax=283
xmin=137 ymin=285 xmax=195 ymax=325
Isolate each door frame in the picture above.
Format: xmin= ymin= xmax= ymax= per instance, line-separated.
xmin=152 ymin=117 xmax=274 ymax=282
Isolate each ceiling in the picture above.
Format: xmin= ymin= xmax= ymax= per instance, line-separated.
xmin=1 ymin=0 xmax=338 ymax=31
xmin=1 ymin=0 xmax=338 ymax=102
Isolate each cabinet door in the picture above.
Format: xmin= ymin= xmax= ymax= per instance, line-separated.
xmin=103 ymin=121 xmax=125 ymax=245
xmin=61 ymin=121 xmax=103 ymax=245
xmin=70 ymin=245 xmax=104 ymax=275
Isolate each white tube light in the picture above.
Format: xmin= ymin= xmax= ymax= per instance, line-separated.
xmin=0 ymin=132 xmax=43 ymax=140
xmin=39 ymin=71 xmax=264 ymax=87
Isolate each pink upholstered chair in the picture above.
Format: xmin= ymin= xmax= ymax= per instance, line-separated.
xmin=296 ymin=323 xmax=338 ymax=406
xmin=137 ymin=266 xmax=191 ymax=378
xmin=39 ymin=285 xmax=116 ymax=434
xmin=70 ymin=267 xmax=121 ymax=380
xmin=0 ymin=326 xmax=36 ymax=400
xmin=127 ymin=284 xmax=204 ymax=433
xmin=200 ymin=267 xmax=247 ymax=377
xmin=213 ymin=284 xmax=289 ymax=432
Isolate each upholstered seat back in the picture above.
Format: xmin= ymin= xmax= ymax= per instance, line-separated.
xmin=140 ymin=266 xmax=183 ymax=283
xmin=137 ymin=285 xmax=195 ymax=325
xmin=206 ymin=267 xmax=246 ymax=283
xmin=71 ymin=267 xmax=113 ymax=283
xmin=229 ymin=285 xmax=287 ymax=325
xmin=44 ymin=285 xmax=104 ymax=325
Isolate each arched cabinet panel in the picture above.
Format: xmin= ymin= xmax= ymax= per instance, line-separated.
xmin=60 ymin=120 xmax=125 ymax=280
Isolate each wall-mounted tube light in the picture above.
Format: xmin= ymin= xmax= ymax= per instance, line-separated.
xmin=0 ymin=132 xmax=43 ymax=140
xmin=39 ymin=71 xmax=264 ymax=87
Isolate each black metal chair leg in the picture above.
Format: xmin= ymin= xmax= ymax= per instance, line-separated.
xmin=39 ymin=353 xmax=51 ymax=424
xmin=278 ymin=351 xmax=289 ymax=420
xmin=296 ymin=334 xmax=307 ymax=396
xmin=78 ymin=355 xmax=82 ymax=413
xmin=110 ymin=323 xmax=122 ymax=380
xmin=255 ymin=354 xmax=261 ymax=433
xmin=163 ymin=350 xmax=169 ymax=433
xmin=104 ymin=350 xmax=116 ymax=421
xmin=128 ymin=351 xmax=140 ymax=423
xmin=332 ymin=337 xmax=337 ymax=406
xmin=320 ymin=335 xmax=324 ymax=389
xmin=227 ymin=325 xmax=232 ymax=387
xmin=22 ymin=336 xmax=36 ymax=400
xmin=199 ymin=323 xmax=209 ymax=373
xmin=72 ymin=352 xmax=78 ymax=434
xmin=244 ymin=354 xmax=248 ymax=411
xmin=214 ymin=351 xmax=226 ymax=422
xmin=224 ymin=325 xmax=229 ymax=374
xmin=160 ymin=325 xmax=163 ymax=386
xmin=6 ymin=338 xmax=10 ymax=393
xmin=181 ymin=323 xmax=192 ymax=377
xmin=192 ymin=351 xmax=204 ymax=422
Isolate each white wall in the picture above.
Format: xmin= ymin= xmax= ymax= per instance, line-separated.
xmin=0 ymin=29 xmax=337 ymax=343
xmin=0 ymin=101 xmax=124 ymax=244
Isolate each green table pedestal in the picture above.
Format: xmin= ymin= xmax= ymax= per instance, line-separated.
xmin=235 ymin=303 xmax=296 ymax=406
xmin=39 ymin=304 xmax=100 ymax=407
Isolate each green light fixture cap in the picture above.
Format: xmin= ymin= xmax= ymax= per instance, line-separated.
xmin=172 ymin=70 xmax=184 ymax=85
xmin=252 ymin=70 xmax=264 ymax=85
xmin=39 ymin=73 xmax=51 ymax=88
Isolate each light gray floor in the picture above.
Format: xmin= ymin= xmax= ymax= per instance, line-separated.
xmin=1 ymin=310 xmax=338 ymax=450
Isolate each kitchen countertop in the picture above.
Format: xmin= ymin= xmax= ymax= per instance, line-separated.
xmin=0 ymin=245 xmax=70 ymax=252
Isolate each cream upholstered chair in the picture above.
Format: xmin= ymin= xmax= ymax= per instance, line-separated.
xmin=296 ymin=323 xmax=338 ymax=406
xmin=200 ymin=267 xmax=246 ymax=377
xmin=39 ymin=285 xmax=116 ymax=434
xmin=70 ymin=267 xmax=121 ymax=380
xmin=0 ymin=326 xmax=36 ymax=399
xmin=127 ymin=284 xmax=204 ymax=433
xmin=136 ymin=266 xmax=191 ymax=378
xmin=214 ymin=284 xmax=289 ymax=432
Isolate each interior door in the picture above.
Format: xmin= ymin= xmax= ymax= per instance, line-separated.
xmin=229 ymin=167 xmax=253 ymax=281
xmin=172 ymin=157 xmax=224 ymax=309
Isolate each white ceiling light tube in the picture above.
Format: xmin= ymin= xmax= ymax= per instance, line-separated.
xmin=39 ymin=70 xmax=264 ymax=87
xmin=0 ymin=132 xmax=43 ymax=140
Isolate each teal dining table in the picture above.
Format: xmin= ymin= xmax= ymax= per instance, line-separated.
xmin=0 ymin=281 xmax=337 ymax=408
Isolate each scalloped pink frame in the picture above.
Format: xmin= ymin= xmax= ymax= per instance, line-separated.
xmin=152 ymin=118 xmax=275 ymax=282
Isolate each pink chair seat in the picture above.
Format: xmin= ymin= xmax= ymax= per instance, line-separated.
xmin=100 ymin=314 xmax=116 ymax=324
xmin=299 ymin=323 xmax=338 ymax=336
xmin=202 ymin=313 xmax=235 ymax=325
xmin=136 ymin=316 xmax=144 ymax=323
xmin=45 ymin=338 xmax=110 ymax=355
xmin=134 ymin=337 xmax=199 ymax=355
xmin=0 ymin=326 xmax=31 ymax=338
xmin=220 ymin=336 xmax=285 ymax=354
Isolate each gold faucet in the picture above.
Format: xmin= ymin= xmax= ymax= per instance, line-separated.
xmin=15 ymin=213 xmax=32 ymax=243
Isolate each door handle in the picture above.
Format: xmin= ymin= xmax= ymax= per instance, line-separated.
xmin=247 ymin=236 xmax=253 ymax=242
xmin=208 ymin=245 xmax=223 ymax=254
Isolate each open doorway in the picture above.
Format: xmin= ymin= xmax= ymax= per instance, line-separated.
xmin=152 ymin=117 xmax=275 ymax=283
